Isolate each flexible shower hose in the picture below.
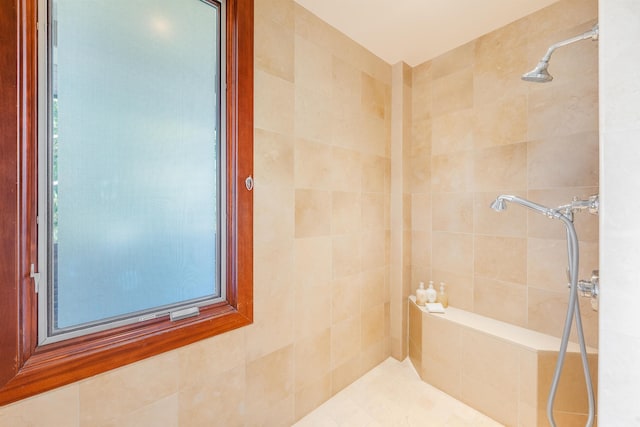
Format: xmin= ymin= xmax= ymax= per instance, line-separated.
xmin=547 ymin=214 xmax=596 ymax=427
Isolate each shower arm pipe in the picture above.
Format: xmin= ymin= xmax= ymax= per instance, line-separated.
xmin=539 ymin=24 xmax=599 ymax=63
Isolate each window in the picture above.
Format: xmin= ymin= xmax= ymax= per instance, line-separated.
xmin=0 ymin=0 xmax=253 ymax=405
xmin=40 ymin=0 xmax=226 ymax=344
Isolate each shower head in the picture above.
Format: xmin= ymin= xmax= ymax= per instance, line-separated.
xmin=522 ymin=24 xmax=599 ymax=83
xmin=522 ymin=60 xmax=553 ymax=83
xmin=489 ymin=198 xmax=507 ymax=211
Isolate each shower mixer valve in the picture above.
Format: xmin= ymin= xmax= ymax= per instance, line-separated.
xmin=577 ymin=270 xmax=599 ymax=297
xmin=577 ymin=270 xmax=599 ymax=311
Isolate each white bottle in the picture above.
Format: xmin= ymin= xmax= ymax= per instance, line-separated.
xmin=426 ymin=281 xmax=437 ymax=303
xmin=416 ymin=282 xmax=427 ymax=306
xmin=438 ymin=282 xmax=449 ymax=308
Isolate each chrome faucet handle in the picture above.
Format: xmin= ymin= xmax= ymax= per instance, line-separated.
xmin=577 ymin=268 xmax=599 ymax=312
xmin=587 ymin=195 xmax=599 ymax=214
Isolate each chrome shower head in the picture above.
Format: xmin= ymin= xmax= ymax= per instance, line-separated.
xmin=522 ymin=60 xmax=553 ymax=83
xmin=521 ymin=24 xmax=598 ymax=83
xmin=490 ymin=198 xmax=507 ymax=211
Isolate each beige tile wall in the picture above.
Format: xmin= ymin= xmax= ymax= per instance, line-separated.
xmin=0 ymin=0 xmax=602 ymax=424
xmin=410 ymin=0 xmax=600 ymax=348
xmin=0 ymin=1 xmax=391 ymax=425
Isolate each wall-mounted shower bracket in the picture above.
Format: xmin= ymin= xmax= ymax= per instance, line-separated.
xmin=557 ymin=195 xmax=599 ymax=218
xmin=577 ymin=269 xmax=599 ymax=311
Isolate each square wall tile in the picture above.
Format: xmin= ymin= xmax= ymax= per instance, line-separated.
xmin=255 ymin=129 xmax=294 ymax=188
xmin=294 ymin=374 xmax=331 ymax=422
xmin=246 ymin=346 xmax=295 ymax=416
xmin=361 ymin=72 xmax=387 ymax=120
xmin=295 ymin=36 xmax=333 ymax=94
xmin=473 ymin=277 xmax=527 ymax=327
xmin=294 ymin=85 xmax=333 ymax=144
xmin=422 ymin=315 xmax=463 ymax=399
xmin=473 ymin=143 xmax=527 ymax=192
xmin=332 ymin=234 xmax=362 ymax=279
xmin=431 ymin=192 xmax=473 ymax=233
xmin=178 ymin=329 xmax=246 ymax=389
xmin=331 ymin=273 xmax=362 ymax=325
xmin=473 ymin=94 xmax=527 ymax=148
xmin=527 ymin=79 xmax=598 ymax=141
xmin=474 ymin=235 xmax=527 ymax=284
xmin=294 ymin=329 xmax=331 ymax=390
xmin=255 ymin=70 xmax=294 ymax=135
xmin=431 ymin=108 xmax=473 ymax=156
xmin=431 ymin=67 xmax=474 ymax=117
xmin=331 ymin=146 xmax=362 ymax=192
xmin=431 ymin=232 xmax=473 ymax=276
xmin=527 ymin=131 xmax=599 ymax=190
xmin=332 ymin=191 xmax=361 ymax=235
xmin=295 ymin=138 xmax=332 ymax=190
xmin=295 ymin=284 xmax=331 ymax=339
xmin=295 ymin=189 xmax=331 ymax=238
xmin=294 ymin=237 xmax=332 ymax=287
xmin=178 ymin=365 xmax=245 ymax=427
xmin=432 ymin=269 xmax=474 ymax=310
xmin=361 ymin=303 xmax=385 ymax=349
xmin=331 ymin=316 xmax=361 ymax=368
xmin=79 ymin=353 xmax=178 ymax=426
xmin=255 ymin=13 xmax=294 ymax=81
xmin=431 ymin=151 xmax=473 ymax=192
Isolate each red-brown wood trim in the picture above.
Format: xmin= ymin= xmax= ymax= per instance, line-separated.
xmin=0 ymin=0 xmax=21 ymax=393
xmin=0 ymin=0 xmax=253 ymax=406
xmin=229 ymin=0 xmax=254 ymax=315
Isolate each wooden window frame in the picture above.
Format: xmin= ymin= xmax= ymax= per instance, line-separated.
xmin=0 ymin=0 xmax=253 ymax=406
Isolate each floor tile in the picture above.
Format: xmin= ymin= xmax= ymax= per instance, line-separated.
xmin=294 ymin=357 xmax=504 ymax=427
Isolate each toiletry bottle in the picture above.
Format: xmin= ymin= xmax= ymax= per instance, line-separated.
xmin=416 ymin=281 xmax=427 ymax=306
xmin=426 ymin=281 xmax=437 ymax=303
xmin=438 ymin=282 xmax=449 ymax=308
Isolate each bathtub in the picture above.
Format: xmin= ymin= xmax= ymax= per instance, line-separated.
xmin=408 ymin=296 xmax=598 ymax=427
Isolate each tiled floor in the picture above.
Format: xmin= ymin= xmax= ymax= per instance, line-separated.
xmin=294 ymin=357 xmax=504 ymax=427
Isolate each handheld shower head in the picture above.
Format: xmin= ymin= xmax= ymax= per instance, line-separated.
xmin=490 ymin=195 xmax=558 ymax=218
xmin=489 ymin=198 xmax=507 ymax=211
xmin=522 ymin=24 xmax=598 ymax=83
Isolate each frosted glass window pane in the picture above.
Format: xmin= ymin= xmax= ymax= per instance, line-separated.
xmin=50 ymin=0 xmax=222 ymax=330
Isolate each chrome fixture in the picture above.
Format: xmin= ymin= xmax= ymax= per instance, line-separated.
xmin=522 ymin=24 xmax=599 ymax=83
xmin=491 ymin=194 xmax=597 ymax=427
xmin=556 ymin=195 xmax=600 ymax=218
xmin=578 ymin=270 xmax=599 ymax=311
xmin=491 ymin=194 xmax=599 ymax=217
